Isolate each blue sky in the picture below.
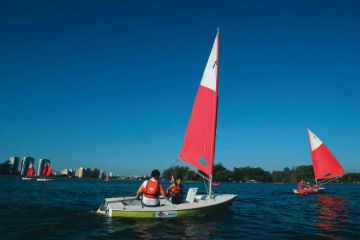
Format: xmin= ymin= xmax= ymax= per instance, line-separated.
xmin=1 ymin=0 xmax=359 ymax=176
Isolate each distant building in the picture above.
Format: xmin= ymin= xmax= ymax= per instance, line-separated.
xmin=20 ymin=157 xmax=35 ymax=176
xmin=9 ymin=157 xmax=20 ymax=174
xmin=61 ymin=168 xmax=75 ymax=177
xmin=77 ymin=167 xmax=85 ymax=178
xmin=37 ymin=158 xmax=50 ymax=176
xmin=76 ymin=167 xmax=100 ymax=178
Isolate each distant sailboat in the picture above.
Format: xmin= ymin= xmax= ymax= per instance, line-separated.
xmin=37 ymin=162 xmax=53 ymax=182
xmin=97 ymin=29 xmax=236 ymax=218
xmin=293 ymin=129 xmax=346 ymax=194
xmin=105 ymin=175 xmax=109 ymax=181
xmin=22 ymin=163 xmax=36 ymax=181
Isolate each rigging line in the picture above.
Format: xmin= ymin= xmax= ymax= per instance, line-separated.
xmin=169 ymin=158 xmax=181 ymax=168
xmin=177 ymin=158 xmax=210 ymax=182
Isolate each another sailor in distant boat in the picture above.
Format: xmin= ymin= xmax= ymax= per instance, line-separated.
xmin=166 ymin=175 xmax=184 ymax=204
xmin=297 ymin=180 xmax=305 ymax=190
xmin=136 ymin=169 xmax=168 ymax=207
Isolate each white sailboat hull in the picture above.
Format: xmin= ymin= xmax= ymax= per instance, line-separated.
xmin=97 ymin=194 xmax=236 ymax=218
xmin=36 ymin=178 xmax=53 ymax=182
xmin=22 ymin=177 xmax=35 ymax=181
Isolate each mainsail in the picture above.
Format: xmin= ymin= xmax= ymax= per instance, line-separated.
xmin=179 ymin=31 xmax=219 ymax=178
xmin=45 ymin=165 xmax=52 ymax=177
xmin=41 ymin=164 xmax=52 ymax=177
xmin=307 ymin=129 xmax=346 ymax=181
xmin=26 ymin=163 xmax=36 ymax=177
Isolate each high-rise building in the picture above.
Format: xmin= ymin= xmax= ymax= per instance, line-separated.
xmin=20 ymin=157 xmax=35 ymax=176
xmin=77 ymin=167 xmax=84 ymax=178
xmin=9 ymin=157 xmax=20 ymax=174
xmin=37 ymin=158 xmax=50 ymax=176
xmin=76 ymin=167 xmax=100 ymax=178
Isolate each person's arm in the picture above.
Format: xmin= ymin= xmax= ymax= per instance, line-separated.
xmin=160 ymin=185 xmax=168 ymax=200
xmin=136 ymin=184 xmax=144 ymax=200
xmin=166 ymin=183 xmax=174 ymax=194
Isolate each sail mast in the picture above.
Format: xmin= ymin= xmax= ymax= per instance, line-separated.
xmin=209 ymin=28 xmax=220 ymax=197
xmin=306 ymin=129 xmax=317 ymax=185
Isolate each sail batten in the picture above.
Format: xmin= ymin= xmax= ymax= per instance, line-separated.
xmin=307 ymin=129 xmax=346 ymax=181
xmin=179 ymin=32 xmax=219 ymax=177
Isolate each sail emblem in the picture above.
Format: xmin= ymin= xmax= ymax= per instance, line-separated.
xmin=323 ymin=173 xmax=331 ymax=177
xmin=212 ymin=60 xmax=218 ymax=69
xmin=199 ymin=157 xmax=208 ymax=167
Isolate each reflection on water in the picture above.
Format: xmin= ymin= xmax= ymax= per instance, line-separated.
xmin=102 ymin=204 xmax=234 ymax=239
xmin=105 ymin=212 xmax=234 ymax=239
xmin=315 ymin=194 xmax=349 ymax=239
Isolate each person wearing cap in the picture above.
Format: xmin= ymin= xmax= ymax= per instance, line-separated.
xmin=136 ymin=169 xmax=168 ymax=207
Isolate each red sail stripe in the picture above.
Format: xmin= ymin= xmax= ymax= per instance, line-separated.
xmin=45 ymin=165 xmax=52 ymax=177
xmin=179 ymin=85 xmax=217 ymax=176
xmin=311 ymin=143 xmax=346 ymax=180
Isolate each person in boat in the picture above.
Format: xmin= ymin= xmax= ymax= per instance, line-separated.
xmin=305 ymin=182 xmax=311 ymax=189
xmin=136 ymin=169 xmax=168 ymax=207
xmin=313 ymin=183 xmax=319 ymax=189
xmin=297 ymin=180 xmax=305 ymax=190
xmin=166 ymin=175 xmax=184 ymax=204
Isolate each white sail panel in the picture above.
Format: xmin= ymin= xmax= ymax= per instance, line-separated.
xmin=200 ymin=35 xmax=218 ymax=92
xmin=307 ymin=128 xmax=323 ymax=151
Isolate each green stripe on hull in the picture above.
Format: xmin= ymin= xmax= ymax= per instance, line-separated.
xmin=111 ymin=208 xmax=206 ymax=218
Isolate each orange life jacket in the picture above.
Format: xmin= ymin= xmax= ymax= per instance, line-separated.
xmin=143 ymin=180 xmax=160 ymax=198
xmin=169 ymin=184 xmax=183 ymax=196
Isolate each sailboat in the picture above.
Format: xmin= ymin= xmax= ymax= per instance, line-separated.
xmin=105 ymin=175 xmax=109 ymax=181
xmin=97 ymin=29 xmax=236 ymax=218
xmin=22 ymin=163 xmax=36 ymax=180
xmin=36 ymin=162 xmax=53 ymax=182
xmin=293 ymin=129 xmax=346 ymax=195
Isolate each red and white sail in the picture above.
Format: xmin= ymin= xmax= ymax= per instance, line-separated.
xmin=26 ymin=163 xmax=36 ymax=177
xmin=307 ymin=129 xmax=346 ymax=180
xmin=179 ymin=32 xmax=219 ymax=176
xmin=41 ymin=164 xmax=52 ymax=177
xmin=45 ymin=165 xmax=52 ymax=177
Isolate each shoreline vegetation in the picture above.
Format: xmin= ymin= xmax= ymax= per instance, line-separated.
xmin=1 ymin=160 xmax=359 ymax=183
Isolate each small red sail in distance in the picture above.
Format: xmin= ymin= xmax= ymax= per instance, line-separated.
xmin=307 ymin=129 xmax=346 ymax=180
xmin=45 ymin=165 xmax=52 ymax=177
xmin=26 ymin=164 xmax=36 ymax=177
xmin=179 ymin=32 xmax=219 ymax=176
xmin=41 ymin=165 xmax=48 ymax=176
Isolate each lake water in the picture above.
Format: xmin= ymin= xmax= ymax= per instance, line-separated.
xmin=0 ymin=176 xmax=359 ymax=239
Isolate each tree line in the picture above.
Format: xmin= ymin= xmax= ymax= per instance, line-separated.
xmin=162 ymin=163 xmax=360 ymax=184
xmin=1 ymin=160 xmax=359 ymax=183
